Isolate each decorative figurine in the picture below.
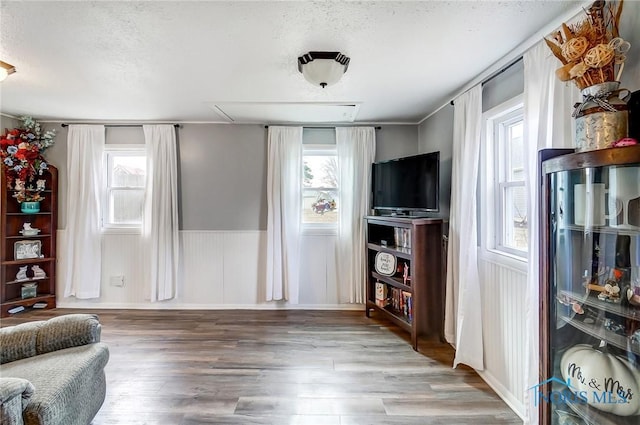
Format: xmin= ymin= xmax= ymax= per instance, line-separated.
xmin=403 ymin=262 xmax=410 ymax=285
xmin=21 ymin=283 xmax=37 ymax=299
xmin=20 ymin=223 xmax=40 ymax=236
xmin=604 ymin=318 xmax=626 ymax=335
xmin=31 ymin=265 xmax=47 ymax=279
xmin=597 ymin=269 xmax=624 ymax=303
xmin=627 ymin=284 xmax=640 ymax=306
xmin=598 ymin=280 xmax=621 ymax=302
xmin=15 ymin=266 xmax=28 ymax=281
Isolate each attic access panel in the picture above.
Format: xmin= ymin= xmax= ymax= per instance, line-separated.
xmin=207 ymin=102 xmax=360 ymax=123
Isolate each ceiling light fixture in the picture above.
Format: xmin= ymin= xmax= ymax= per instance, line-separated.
xmin=297 ymin=51 xmax=350 ymax=88
xmin=0 ymin=61 xmax=16 ymax=82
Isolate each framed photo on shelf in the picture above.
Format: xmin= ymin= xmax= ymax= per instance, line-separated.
xmin=14 ymin=240 xmax=42 ymax=260
xmin=374 ymin=251 xmax=396 ymax=276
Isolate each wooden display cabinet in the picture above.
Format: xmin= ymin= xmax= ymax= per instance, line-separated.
xmin=364 ymin=215 xmax=444 ymax=350
xmin=540 ymin=146 xmax=640 ymax=425
xmin=1 ymin=165 xmax=57 ymax=317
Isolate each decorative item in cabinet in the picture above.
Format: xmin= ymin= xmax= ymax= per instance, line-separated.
xmin=540 ymin=145 xmax=640 ymax=425
xmin=1 ymin=164 xmax=58 ymax=317
xmin=365 ymin=216 xmax=444 ymax=350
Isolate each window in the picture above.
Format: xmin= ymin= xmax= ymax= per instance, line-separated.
xmin=302 ymin=145 xmax=338 ymax=226
xmin=483 ymin=96 xmax=527 ymax=258
xmin=103 ymin=147 xmax=147 ymax=229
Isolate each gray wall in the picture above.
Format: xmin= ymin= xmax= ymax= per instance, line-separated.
xmin=374 ymin=125 xmax=419 ymax=162
xmin=418 ymin=106 xmax=454 ymax=219
xmin=19 ymin=122 xmax=417 ymax=231
xmin=0 ymin=116 xmax=21 ymax=134
xmin=417 ymin=56 xmax=526 ymax=220
xmin=179 ymin=124 xmax=267 ymax=231
xmin=482 ymin=59 xmax=524 ymax=113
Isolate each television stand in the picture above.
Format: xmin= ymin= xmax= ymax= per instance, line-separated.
xmin=364 ymin=215 xmax=444 ymax=350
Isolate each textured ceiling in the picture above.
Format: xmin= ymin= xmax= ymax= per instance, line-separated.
xmin=0 ymin=1 xmax=582 ymax=124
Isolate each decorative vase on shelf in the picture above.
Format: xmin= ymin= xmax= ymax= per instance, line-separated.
xmin=574 ymin=81 xmax=630 ymax=152
xmin=21 ymin=201 xmax=41 ymax=214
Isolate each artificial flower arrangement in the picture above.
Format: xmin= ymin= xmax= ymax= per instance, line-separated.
xmin=0 ymin=116 xmax=56 ymax=203
xmin=544 ymin=0 xmax=629 ymax=89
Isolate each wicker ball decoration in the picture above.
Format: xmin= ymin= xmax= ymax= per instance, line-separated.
xmin=584 ymin=44 xmax=615 ymax=68
xmin=609 ymin=37 xmax=631 ymax=65
xmin=569 ymin=61 xmax=589 ymax=78
xmin=562 ymin=37 xmax=589 ymax=62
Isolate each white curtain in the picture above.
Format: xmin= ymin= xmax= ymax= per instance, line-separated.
xmin=266 ymin=126 xmax=303 ymax=303
xmin=444 ymin=84 xmax=484 ymax=370
xmin=63 ymin=125 xmax=104 ymax=298
xmin=336 ymin=127 xmax=376 ymax=304
xmin=523 ymin=41 xmax=579 ymax=424
xmin=143 ymin=125 xmax=180 ymax=302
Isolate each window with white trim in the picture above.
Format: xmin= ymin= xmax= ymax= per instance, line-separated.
xmin=483 ymin=96 xmax=527 ymax=258
xmin=103 ymin=146 xmax=147 ymax=229
xmin=302 ymin=145 xmax=338 ymax=226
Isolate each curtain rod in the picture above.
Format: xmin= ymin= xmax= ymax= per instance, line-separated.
xmin=450 ymin=56 xmax=524 ymax=106
xmin=264 ymin=125 xmax=381 ymax=130
xmin=428 ymin=0 xmax=590 ymax=119
xmin=60 ymin=123 xmax=180 ymax=128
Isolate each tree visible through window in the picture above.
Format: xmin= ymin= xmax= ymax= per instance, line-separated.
xmin=302 ymin=148 xmax=338 ymax=225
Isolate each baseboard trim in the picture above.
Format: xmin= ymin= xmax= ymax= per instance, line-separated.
xmin=477 ymin=369 xmax=526 ymax=422
xmin=56 ymin=301 xmax=365 ymax=311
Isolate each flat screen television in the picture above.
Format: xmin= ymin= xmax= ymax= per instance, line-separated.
xmin=371 ymin=151 xmax=439 ymax=214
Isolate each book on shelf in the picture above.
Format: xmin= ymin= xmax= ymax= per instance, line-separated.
xmin=402 ymin=291 xmax=413 ymax=322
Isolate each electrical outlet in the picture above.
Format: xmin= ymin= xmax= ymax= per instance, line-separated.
xmin=109 ymin=276 xmax=125 ymax=287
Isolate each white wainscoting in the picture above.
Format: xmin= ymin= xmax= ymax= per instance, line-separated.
xmin=56 ymin=230 xmax=354 ymax=310
xmin=477 ymin=255 xmax=528 ymax=421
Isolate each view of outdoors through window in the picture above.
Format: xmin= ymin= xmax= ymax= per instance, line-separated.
xmin=501 ymin=119 xmax=527 ymax=252
xmin=302 ymin=155 xmax=338 ymax=224
xmin=107 ymin=154 xmax=146 ymax=226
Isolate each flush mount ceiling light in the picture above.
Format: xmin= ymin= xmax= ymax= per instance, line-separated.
xmin=297 ymin=51 xmax=350 ymax=88
xmin=0 ymin=61 xmax=16 ymax=82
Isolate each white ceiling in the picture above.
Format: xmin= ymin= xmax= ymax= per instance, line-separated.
xmin=0 ymin=1 xmax=582 ymax=125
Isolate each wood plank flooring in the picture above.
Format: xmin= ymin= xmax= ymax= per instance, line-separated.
xmin=1 ymin=309 xmax=523 ymax=425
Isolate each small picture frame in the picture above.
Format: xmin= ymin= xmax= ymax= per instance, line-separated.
xmin=374 ymin=251 xmax=397 ymax=276
xmin=14 ymin=240 xmax=42 ymax=260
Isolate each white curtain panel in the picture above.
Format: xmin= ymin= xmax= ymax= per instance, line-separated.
xmin=522 ymin=41 xmax=579 ymax=425
xmin=143 ymin=125 xmax=180 ymax=302
xmin=444 ymin=84 xmax=484 ymax=370
xmin=266 ymin=126 xmax=303 ymax=303
xmin=62 ymin=125 xmax=104 ymax=299
xmin=336 ymin=127 xmax=376 ymax=304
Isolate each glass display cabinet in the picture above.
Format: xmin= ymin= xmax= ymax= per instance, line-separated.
xmin=540 ymin=146 xmax=640 ymax=425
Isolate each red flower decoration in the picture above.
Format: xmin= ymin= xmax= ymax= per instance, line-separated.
xmin=1 ymin=117 xmax=56 ymax=202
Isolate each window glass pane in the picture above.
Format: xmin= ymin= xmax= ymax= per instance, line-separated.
xmin=502 ymin=185 xmax=527 ymax=251
xmin=507 ymin=120 xmax=524 ymax=182
xmin=109 ymin=189 xmax=144 ymax=224
xmin=303 ymin=189 xmax=338 ymax=224
xmin=111 ymin=155 xmax=146 ymax=187
xmin=303 ymin=156 xmax=338 ymax=189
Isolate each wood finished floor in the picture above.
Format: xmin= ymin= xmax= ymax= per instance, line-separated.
xmin=1 ymin=309 xmax=523 ymax=425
